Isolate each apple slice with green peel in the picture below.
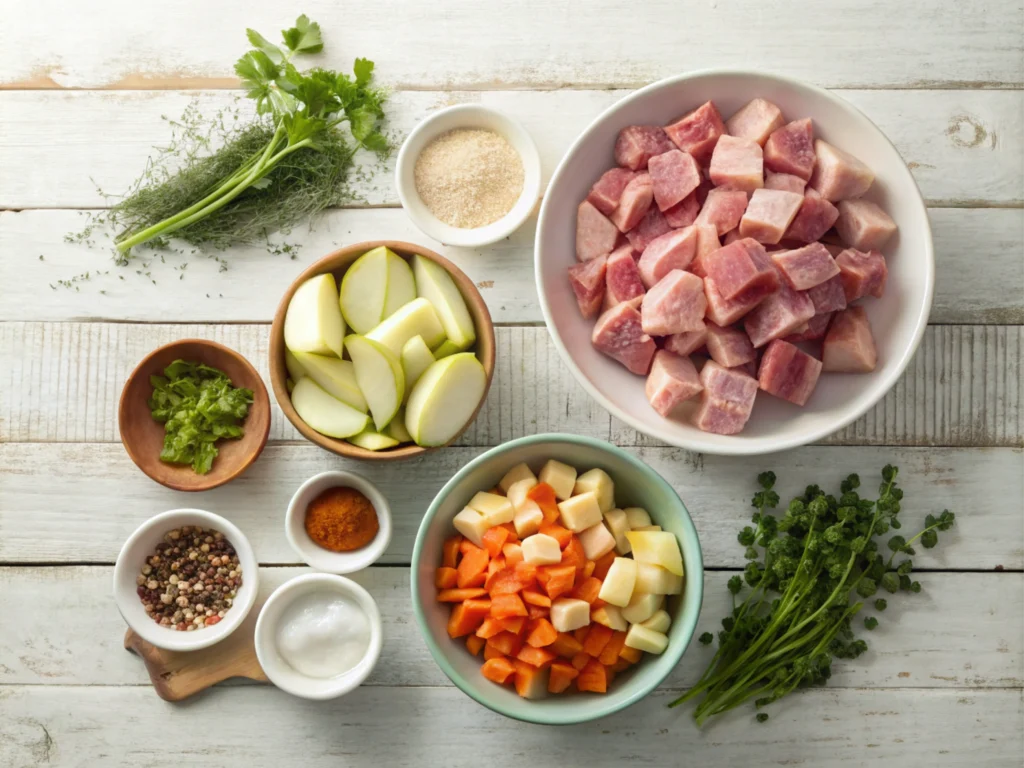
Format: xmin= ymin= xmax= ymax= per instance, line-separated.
xmin=284 ymin=273 xmax=346 ymax=357
xmin=345 ymin=334 xmax=405 ymax=430
xmin=405 ymin=353 xmax=487 ymax=446
xmin=383 ymin=250 xmax=416 ymax=319
xmin=291 ymin=377 xmax=369 ymax=438
xmin=366 ymin=298 xmax=446 ymax=356
xmin=400 ymin=335 xmax=434 ymax=403
xmin=340 ymin=247 xmax=389 ymax=334
xmin=384 ymin=408 xmax=413 ymax=443
xmin=348 ymin=430 xmax=400 ymax=451
xmin=285 ymin=349 xmax=308 ymax=381
xmin=286 ymin=378 xmax=296 ymax=394
xmin=289 ymin=350 xmax=368 ymax=412
xmin=412 ymin=254 xmax=476 ymax=351
xmin=431 ymin=339 xmax=461 ymax=359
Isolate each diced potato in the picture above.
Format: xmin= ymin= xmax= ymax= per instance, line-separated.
xmin=540 ymin=459 xmax=577 ymax=501
xmin=557 ymin=492 xmax=603 ymax=532
xmin=550 ymin=598 xmax=592 ymax=632
xmin=452 ymin=507 xmax=490 ymax=547
xmin=467 ymin=492 xmax=514 ymax=526
xmin=621 ymin=592 xmax=664 ymax=624
xmin=597 ymin=557 xmax=637 ymax=607
xmin=639 ymin=609 xmax=672 ymax=634
xmin=626 ymin=531 xmax=684 ymax=576
xmin=578 ymin=522 xmax=616 ymax=560
xmin=591 ymin=604 xmax=628 ymax=631
xmin=634 ymin=563 xmax=684 ymax=595
xmin=521 ymin=533 xmax=563 ymax=565
xmin=513 ymin=502 xmax=544 ymax=538
xmin=506 ymin=478 xmax=537 ymax=511
xmin=499 ymin=462 xmax=537 ymax=493
xmin=633 ymin=525 xmax=662 ymax=532
xmin=624 ymin=623 xmax=669 ymax=655
xmin=573 ymin=468 xmax=615 ymax=513
xmin=603 ymin=508 xmax=632 ymax=554
xmin=624 ymin=507 xmax=652 ymax=528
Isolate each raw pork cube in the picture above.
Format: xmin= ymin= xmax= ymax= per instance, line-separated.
xmin=695 ymin=188 xmax=749 ymax=236
xmin=576 ymin=200 xmax=618 ymax=261
xmin=614 ymin=125 xmax=675 ymax=170
xmin=645 ymin=350 xmax=703 ymax=417
xmin=638 ymin=226 xmax=697 ymax=288
xmin=609 ymin=173 xmax=654 ymax=233
xmin=725 ymin=98 xmax=784 ymax=146
xmin=784 ymin=195 xmax=840 ymax=245
xmin=663 ymin=192 xmax=700 ymax=228
xmin=722 ymin=229 xmax=742 ymax=245
xmin=592 ymin=302 xmax=657 ymax=375
xmin=835 ymin=248 xmax=888 ymax=302
xmin=744 ymin=282 xmax=816 ymax=348
xmin=739 ymin=189 xmax=804 ymax=244
xmin=771 ymin=242 xmax=840 ymax=290
xmin=693 ymin=361 xmax=759 ymax=435
xmin=705 ymin=322 xmax=756 ymax=368
xmin=835 ymin=199 xmax=897 ymax=251
xmin=688 ymin=224 xmax=721 ymax=278
xmin=704 ymin=277 xmax=769 ymax=326
xmin=664 ymin=101 xmax=725 ymax=164
xmin=625 ymin=205 xmax=671 ymax=251
xmin=822 ymin=306 xmax=877 ymax=372
xmin=603 ymin=246 xmax=646 ymax=309
xmin=765 ymin=172 xmax=807 ymax=194
xmin=568 ymin=254 xmax=608 ymax=320
xmin=641 ymin=270 xmax=707 ymax=335
xmin=648 ymin=150 xmax=702 ymax=211
xmin=758 ymin=339 xmax=823 ymax=406
xmin=763 ymin=118 xmax=816 ymax=180
xmin=664 ymin=325 xmax=708 ymax=356
xmin=784 ymin=312 xmax=833 ymax=342
xmin=587 ymin=168 xmax=638 ymax=216
xmin=808 ymin=140 xmax=875 ymax=201
xmin=806 ymin=274 xmax=848 ymax=314
xmin=703 ymin=238 xmax=779 ymax=301
xmin=709 ymin=135 xmax=764 ymax=191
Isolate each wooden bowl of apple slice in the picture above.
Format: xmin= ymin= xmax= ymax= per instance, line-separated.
xmin=270 ymin=241 xmax=495 ymax=461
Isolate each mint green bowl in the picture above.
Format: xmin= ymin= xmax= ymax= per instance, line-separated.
xmin=410 ymin=434 xmax=704 ymax=725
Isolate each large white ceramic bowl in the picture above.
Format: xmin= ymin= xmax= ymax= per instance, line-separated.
xmin=535 ymin=70 xmax=934 ymax=455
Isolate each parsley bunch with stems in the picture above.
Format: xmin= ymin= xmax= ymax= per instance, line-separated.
xmin=671 ymin=466 xmax=955 ymax=725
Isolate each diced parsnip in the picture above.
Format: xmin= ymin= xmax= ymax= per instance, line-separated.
xmin=499 ymin=463 xmax=538 ymax=493
xmin=591 ymin=604 xmax=628 ymax=631
xmin=539 ymin=459 xmax=578 ymax=501
xmin=506 ymin=478 xmax=537 ymax=511
xmin=621 ymin=592 xmax=664 ymax=624
xmin=573 ymin=468 xmax=615 ymax=513
xmin=578 ymin=522 xmax=617 ymax=560
xmin=626 ymin=531 xmax=684 ymax=576
xmin=557 ymin=492 xmax=603 ymax=532
xmin=639 ymin=609 xmax=672 ymax=634
xmin=550 ymin=598 xmax=592 ymax=632
xmin=597 ymin=557 xmax=637 ymax=607
xmin=604 ymin=508 xmax=632 ymax=554
xmin=467 ymin=492 xmax=514 ymax=526
xmin=521 ymin=533 xmax=563 ymax=565
xmin=624 ymin=507 xmax=652 ymax=528
xmin=624 ymin=623 xmax=669 ymax=655
xmin=634 ymin=563 xmax=684 ymax=595
xmin=633 ymin=525 xmax=662 ymax=532
xmin=513 ymin=501 xmax=544 ymax=538
xmin=453 ymin=507 xmax=490 ymax=548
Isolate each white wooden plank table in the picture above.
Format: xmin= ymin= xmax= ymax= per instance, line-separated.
xmin=1 ymin=2 xmax=1022 ymax=765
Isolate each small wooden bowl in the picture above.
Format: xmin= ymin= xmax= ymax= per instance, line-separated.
xmin=269 ymin=241 xmax=495 ymax=461
xmin=118 ymin=339 xmax=271 ymax=491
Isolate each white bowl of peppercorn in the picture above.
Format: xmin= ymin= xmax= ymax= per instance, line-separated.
xmin=113 ymin=508 xmax=259 ymax=652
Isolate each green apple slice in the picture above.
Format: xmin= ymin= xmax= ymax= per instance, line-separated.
xmin=340 ymin=247 xmax=389 ymax=334
xmin=290 ymin=377 xmax=369 ymax=438
xmin=348 ymin=430 xmax=400 ymax=451
xmin=412 ymin=254 xmax=477 ymax=351
xmin=286 ymin=377 xmax=296 ymax=394
xmin=283 ymin=273 xmax=346 ymax=357
xmin=289 ymin=350 xmax=368 ymax=412
xmin=366 ymin=297 xmax=446 ymax=357
xmin=432 ymin=339 xmax=461 ymax=359
xmin=400 ymin=335 xmax=435 ymax=403
xmin=383 ymin=250 xmax=417 ymax=319
xmin=384 ymin=407 xmax=414 ymax=443
xmin=285 ymin=350 xmax=308 ymax=382
xmin=406 ymin=353 xmax=487 ymax=447
xmin=345 ymin=334 xmax=405 ymax=430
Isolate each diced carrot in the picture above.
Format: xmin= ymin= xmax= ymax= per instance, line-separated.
xmin=560 ymin=536 xmax=587 ymax=572
xmin=537 ymin=564 xmax=576 ymax=600
xmin=487 ymin=631 xmax=522 ymax=657
xmin=483 ymin=642 xmax=506 ymax=661
xmin=516 ymin=644 xmax=556 ymax=668
xmin=592 ymin=550 xmax=616 ymax=580
xmin=550 ymin=632 xmax=583 ymax=658
xmin=611 ymin=657 xmax=632 ymax=672
xmin=486 ymin=555 xmax=506 ymax=581
xmin=582 ymin=623 xmax=614 ymax=657
xmin=447 ymin=598 xmax=491 ymax=638
xmin=548 ymin=660 xmax=580 ymax=693
xmin=526 ymin=605 xmax=549 ymax=620
xmin=435 ymin=566 xmax=458 ymax=589
xmin=466 ymin=635 xmax=485 ymax=656
xmin=482 ymin=526 xmax=511 ymax=558
xmin=598 ymin=630 xmax=628 ymax=665
xmin=502 ymin=542 xmax=524 ymax=566
xmin=456 ymin=546 xmax=490 ymax=589
xmin=490 ymin=592 xmax=528 ymax=619
xmin=539 ymin=522 xmax=572 ymax=549
xmin=521 ymin=590 xmax=551 ymax=608
xmin=500 ymin=616 xmax=527 ymax=635
xmin=513 ymin=660 xmax=546 ymax=698
xmin=577 ymin=658 xmax=608 ymax=693
xmin=571 ymin=576 xmax=603 ymax=604
xmin=442 ymin=536 xmax=463 ymax=569
xmin=481 ymin=657 xmax=516 ymax=685
xmin=604 ymin=664 xmax=616 ymax=687
xmin=619 ymin=645 xmax=643 ymax=663
xmin=525 ymin=617 xmax=559 ymax=648
xmin=475 ymin=617 xmax=504 ymax=639
xmin=574 ymin=626 xmax=590 ymax=644
xmin=527 ymin=482 xmax=560 ymax=523
xmin=499 ymin=523 xmax=519 ymax=543
xmin=583 ymin=560 xmax=597 ymax=579
xmin=460 ymin=538 xmax=483 ymax=556
xmin=437 ymin=587 xmax=488 ymax=602
xmin=485 ymin=567 xmax=520 ymax=595
xmin=570 ymin=651 xmax=592 ymax=671
xmin=513 ymin=561 xmax=539 ymax=590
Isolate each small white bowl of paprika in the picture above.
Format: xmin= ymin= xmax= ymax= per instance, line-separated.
xmin=284 ymin=470 xmax=393 ymax=574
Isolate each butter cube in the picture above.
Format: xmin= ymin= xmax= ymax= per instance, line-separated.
xmin=621 ymin=592 xmax=664 ymax=624
xmin=573 ymin=468 xmax=615 ymax=513
xmin=639 ymin=609 xmax=672 ymax=634
xmin=624 ymin=507 xmax=652 ymax=528
xmin=540 ymin=459 xmax=577 ymax=501
xmin=452 ymin=507 xmax=489 ymax=548
xmin=597 ymin=557 xmax=637 ymax=607
xmin=521 ymin=533 xmax=562 ymax=565
xmin=624 ymin=623 xmax=669 ymax=655
xmin=591 ymin=604 xmax=628 ymax=631
xmin=634 ymin=563 xmax=684 ymax=595
xmin=550 ymin=598 xmax=591 ymax=632
xmin=603 ymin=508 xmax=632 ymax=554
xmin=578 ymin=522 xmax=616 ymax=560
xmin=513 ymin=502 xmax=544 ymax=538
xmin=557 ymin=492 xmax=603 ymax=532
xmin=499 ymin=462 xmax=537 ymax=493
xmin=467 ymin=491 xmax=514 ymax=526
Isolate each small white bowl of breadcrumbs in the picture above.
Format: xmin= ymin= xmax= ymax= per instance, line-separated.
xmin=396 ymin=104 xmax=542 ymax=247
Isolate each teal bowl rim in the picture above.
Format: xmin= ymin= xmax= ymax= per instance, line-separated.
xmin=410 ymin=433 xmax=704 ymax=725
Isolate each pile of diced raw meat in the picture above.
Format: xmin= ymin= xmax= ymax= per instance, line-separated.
xmin=569 ymin=98 xmax=895 ymax=435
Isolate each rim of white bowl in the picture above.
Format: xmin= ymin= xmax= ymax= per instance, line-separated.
xmin=395 ymin=104 xmax=542 ymax=247
xmin=535 ymin=68 xmax=935 ymax=456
